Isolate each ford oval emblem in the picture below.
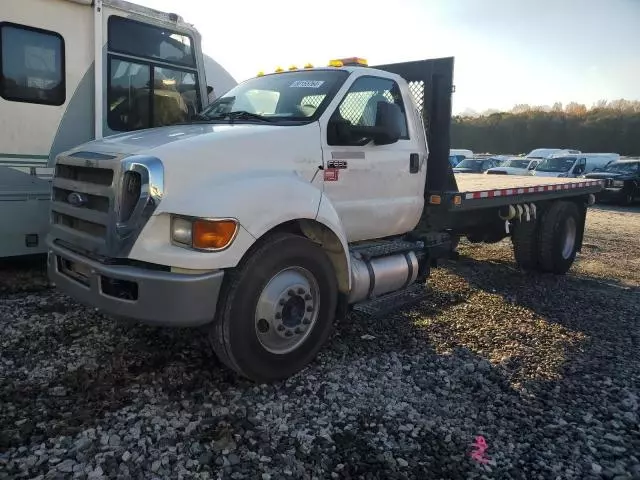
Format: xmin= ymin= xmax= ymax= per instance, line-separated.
xmin=67 ymin=192 xmax=88 ymax=207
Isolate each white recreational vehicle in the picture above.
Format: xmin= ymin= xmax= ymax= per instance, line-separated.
xmin=1 ymin=0 xmax=236 ymax=257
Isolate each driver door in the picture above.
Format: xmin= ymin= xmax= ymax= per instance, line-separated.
xmin=320 ymin=75 xmax=425 ymax=242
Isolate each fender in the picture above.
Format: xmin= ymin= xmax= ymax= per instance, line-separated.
xmin=129 ymin=170 xmax=351 ymax=283
xmin=313 ymin=193 xmax=352 ymax=291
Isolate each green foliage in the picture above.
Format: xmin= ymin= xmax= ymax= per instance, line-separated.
xmin=451 ymin=100 xmax=640 ymax=155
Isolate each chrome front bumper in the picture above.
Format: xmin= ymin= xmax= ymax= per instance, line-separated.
xmin=47 ymin=240 xmax=224 ymax=327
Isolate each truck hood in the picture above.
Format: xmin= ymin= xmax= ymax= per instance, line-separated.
xmin=65 ymin=123 xmax=287 ymax=156
xmin=61 ymin=122 xmax=324 ymax=198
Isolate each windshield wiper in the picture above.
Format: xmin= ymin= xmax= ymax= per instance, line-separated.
xmin=207 ymin=110 xmax=273 ymax=123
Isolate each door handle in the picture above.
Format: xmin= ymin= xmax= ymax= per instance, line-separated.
xmin=410 ymin=153 xmax=420 ymax=174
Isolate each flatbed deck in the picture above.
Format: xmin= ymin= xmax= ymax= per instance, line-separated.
xmin=431 ymin=174 xmax=603 ymax=211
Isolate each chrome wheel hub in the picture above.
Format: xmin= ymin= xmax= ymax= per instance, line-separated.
xmin=255 ymin=266 xmax=320 ymax=355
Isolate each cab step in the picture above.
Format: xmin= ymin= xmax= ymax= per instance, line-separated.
xmin=350 ymin=240 xmax=423 ymax=260
xmin=352 ymin=283 xmax=426 ymax=317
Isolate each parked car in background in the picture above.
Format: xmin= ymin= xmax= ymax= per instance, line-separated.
xmin=488 ymin=155 xmax=511 ymax=166
xmin=526 ymin=148 xmax=581 ymax=159
xmin=449 ymin=149 xmax=474 ymax=167
xmin=584 ymin=159 xmax=640 ymax=205
xmin=452 ymin=157 xmax=500 ymax=173
xmin=485 ymin=157 xmax=541 ymax=175
xmin=532 ymin=154 xmax=616 ymax=178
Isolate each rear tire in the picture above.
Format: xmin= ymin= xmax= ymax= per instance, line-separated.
xmin=210 ymin=233 xmax=338 ymax=383
xmin=512 ymin=218 xmax=539 ymax=271
xmin=537 ymin=201 xmax=580 ymax=274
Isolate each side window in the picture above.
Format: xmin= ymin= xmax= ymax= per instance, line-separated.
xmin=0 ymin=23 xmax=65 ymax=105
xmin=328 ymin=76 xmax=408 ymax=146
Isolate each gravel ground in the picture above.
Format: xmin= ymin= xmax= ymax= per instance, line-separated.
xmin=1 ymin=205 xmax=639 ymax=480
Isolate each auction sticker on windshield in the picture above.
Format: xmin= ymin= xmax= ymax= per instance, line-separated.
xmin=290 ymin=80 xmax=325 ymax=88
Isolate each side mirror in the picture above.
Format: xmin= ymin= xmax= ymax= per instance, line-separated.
xmin=349 ymin=102 xmax=403 ymax=145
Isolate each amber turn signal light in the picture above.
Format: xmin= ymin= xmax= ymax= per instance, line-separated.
xmin=192 ymin=219 xmax=238 ymax=250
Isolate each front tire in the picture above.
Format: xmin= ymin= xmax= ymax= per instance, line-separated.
xmin=210 ymin=233 xmax=338 ymax=382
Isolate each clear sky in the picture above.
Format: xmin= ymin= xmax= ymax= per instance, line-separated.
xmin=134 ymin=0 xmax=640 ymax=114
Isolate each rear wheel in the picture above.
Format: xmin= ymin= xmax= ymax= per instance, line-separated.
xmin=537 ymin=201 xmax=581 ymax=274
xmin=210 ymin=233 xmax=338 ymax=382
xmin=512 ymin=218 xmax=539 ymax=271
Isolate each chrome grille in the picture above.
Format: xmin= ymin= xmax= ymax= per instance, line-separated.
xmin=48 ymin=152 xmax=164 ymax=258
xmin=55 ymin=164 xmax=114 ymax=185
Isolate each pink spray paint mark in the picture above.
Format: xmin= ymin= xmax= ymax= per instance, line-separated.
xmin=470 ymin=435 xmax=490 ymax=464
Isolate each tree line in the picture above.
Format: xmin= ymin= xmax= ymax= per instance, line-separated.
xmin=450 ymin=100 xmax=640 ymax=156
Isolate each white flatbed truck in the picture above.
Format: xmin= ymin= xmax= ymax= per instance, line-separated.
xmin=45 ymin=56 xmax=603 ymax=382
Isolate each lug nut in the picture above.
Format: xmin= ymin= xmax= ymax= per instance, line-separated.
xmin=275 ymin=312 xmax=282 ymax=319
xmin=303 ymin=318 xmax=311 ymax=325
xmin=295 ymin=327 xmax=302 ymax=334
xmin=297 ymin=288 xmax=305 ymax=295
xmin=279 ymin=298 xmax=286 ymax=305
xmin=306 ymin=306 xmax=313 ymax=312
xmin=304 ymin=294 xmax=312 ymax=301
xmin=287 ymin=289 xmax=295 ymax=296
xmin=257 ymin=318 xmax=269 ymax=333
xmin=285 ymin=331 xmax=293 ymax=337
xmin=277 ymin=325 xmax=285 ymax=332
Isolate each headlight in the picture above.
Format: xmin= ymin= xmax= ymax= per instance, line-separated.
xmin=612 ymin=180 xmax=625 ymax=187
xmin=170 ymin=215 xmax=239 ymax=251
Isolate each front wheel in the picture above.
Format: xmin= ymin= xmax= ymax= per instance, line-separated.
xmin=210 ymin=233 xmax=338 ymax=382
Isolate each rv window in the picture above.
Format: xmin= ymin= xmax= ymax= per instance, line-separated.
xmin=152 ymin=67 xmax=199 ymax=127
xmin=0 ymin=23 xmax=65 ymax=106
xmin=107 ymin=59 xmax=201 ymax=131
xmin=108 ymin=16 xmax=195 ymax=68
xmin=108 ymin=59 xmax=152 ymax=131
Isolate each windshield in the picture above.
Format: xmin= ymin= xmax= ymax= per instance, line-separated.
xmin=200 ymin=70 xmax=350 ymax=123
xmin=604 ymin=162 xmax=639 ymax=173
xmin=503 ymin=159 xmax=531 ymax=169
xmin=536 ymin=156 xmax=577 ymax=173
xmin=456 ymin=160 xmax=483 ymax=169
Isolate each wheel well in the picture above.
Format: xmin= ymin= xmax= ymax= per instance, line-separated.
xmin=252 ymin=219 xmax=350 ymax=294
